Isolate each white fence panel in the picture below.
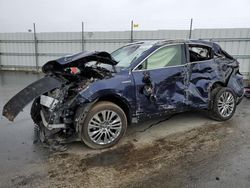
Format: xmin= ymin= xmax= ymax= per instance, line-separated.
xmin=0 ymin=29 xmax=249 ymax=78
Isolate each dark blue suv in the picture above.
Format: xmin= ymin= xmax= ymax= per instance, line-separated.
xmin=3 ymin=40 xmax=244 ymax=149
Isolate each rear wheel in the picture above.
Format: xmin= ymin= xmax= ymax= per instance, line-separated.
xmin=209 ymin=87 xmax=236 ymax=121
xmin=80 ymin=101 xmax=127 ymax=149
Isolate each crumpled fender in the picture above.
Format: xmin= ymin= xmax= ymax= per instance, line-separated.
xmin=2 ymin=76 xmax=62 ymax=121
xmin=227 ymin=72 xmax=244 ymax=97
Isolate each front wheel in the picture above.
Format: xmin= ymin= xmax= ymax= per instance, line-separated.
xmin=80 ymin=101 xmax=127 ymax=149
xmin=209 ymin=87 xmax=236 ymax=121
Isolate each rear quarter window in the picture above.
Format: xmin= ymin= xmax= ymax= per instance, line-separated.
xmin=188 ymin=45 xmax=213 ymax=62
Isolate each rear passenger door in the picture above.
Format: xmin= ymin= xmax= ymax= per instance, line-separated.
xmin=186 ymin=44 xmax=216 ymax=107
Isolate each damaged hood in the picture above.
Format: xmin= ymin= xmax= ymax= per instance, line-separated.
xmin=42 ymin=51 xmax=118 ymax=73
xmin=2 ymin=51 xmax=116 ymax=121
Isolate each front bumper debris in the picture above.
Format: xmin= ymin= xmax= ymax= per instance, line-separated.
xmin=2 ymin=76 xmax=62 ymax=121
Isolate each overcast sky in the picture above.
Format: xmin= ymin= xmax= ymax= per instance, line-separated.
xmin=0 ymin=0 xmax=250 ymax=32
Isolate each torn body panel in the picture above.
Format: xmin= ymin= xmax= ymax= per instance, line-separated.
xmin=185 ymin=42 xmax=240 ymax=109
xmin=187 ymin=59 xmax=233 ymax=108
xmin=2 ymin=51 xmax=117 ymax=122
xmin=132 ymin=66 xmax=188 ymax=119
xmin=2 ymin=77 xmax=62 ymax=121
xmin=227 ymin=70 xmax=244 ymax=98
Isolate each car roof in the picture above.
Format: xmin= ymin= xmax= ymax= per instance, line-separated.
xmin=126 ymin=39 xmax=221 ymax=54
xmin=127 ymin=39 xmax=215 ymax=48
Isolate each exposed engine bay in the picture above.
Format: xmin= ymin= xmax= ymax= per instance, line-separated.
xmin=3 ymin=51 xmax=117 ymax=150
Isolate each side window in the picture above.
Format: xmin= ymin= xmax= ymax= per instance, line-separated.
xmin=189 ymin=45 xmax=213 ymax=62
xmin=136 ymin=45 xmax=183 ymax=70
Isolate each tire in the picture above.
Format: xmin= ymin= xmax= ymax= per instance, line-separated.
xmin=31 ymin=98 xmax=47 ymax=143
xmin=79 ymin=101 xmax=127 ymax=149
xmin=30 ymin=98 xmax=53 ymax=143
xmin=209 ymin=87 xmax=236 ymax=121
xmin=31 ymin=98 xmax=42 ymax=125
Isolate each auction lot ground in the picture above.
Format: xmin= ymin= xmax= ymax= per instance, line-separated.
xmin=0 ymin=71 xmax=250 ymax=188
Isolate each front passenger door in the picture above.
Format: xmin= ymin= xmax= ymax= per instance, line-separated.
xmin=132 ymin=44 xmax=188 ymax=118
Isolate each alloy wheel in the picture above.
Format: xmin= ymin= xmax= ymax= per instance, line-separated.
xmin=217 ymin=91 xmax=235 ymax=117
xmin=87 ymin=110 xmax=122 ymax=145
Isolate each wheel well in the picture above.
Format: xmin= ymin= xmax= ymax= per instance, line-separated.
xmin=208 ymin=82 xmax=225 ymax=109
xmin=96 ymin=95 xmax=132 ymax=125
xmin=210 ymin=81 xmax=225 ymax=91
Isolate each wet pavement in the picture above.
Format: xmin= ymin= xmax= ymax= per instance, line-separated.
xmin=0 ymin=71 xmax=250 ymax=188
xmin=0 ymin=71 xmax=49 ymax=187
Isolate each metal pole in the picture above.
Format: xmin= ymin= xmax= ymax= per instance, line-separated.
xmin=33 ymin=23 xmax=39 ymax=71
xmin=189 ymin=18 xmax=193 ymax=39
xmin=81 ymin=22 xmax=84 ymax=52
xmin=130 ymin=20 xmax=133 ymax=43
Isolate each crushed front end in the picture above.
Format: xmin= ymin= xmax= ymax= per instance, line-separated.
xmin=2 ymin=51 xmax=117 ymax=150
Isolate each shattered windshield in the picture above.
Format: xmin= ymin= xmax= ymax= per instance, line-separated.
xmin=111 ymin=43 xmax=153 ymax=70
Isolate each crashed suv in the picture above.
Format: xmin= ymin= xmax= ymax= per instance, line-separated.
xmin=3 ymin=40 xmax=244 ymax=149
